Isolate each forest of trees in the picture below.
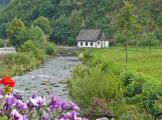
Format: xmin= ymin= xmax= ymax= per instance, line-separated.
xmin=0 ymin=0 xmax=10 ymax=6
xmin=0 ymin=0 xmax=162 ymax=46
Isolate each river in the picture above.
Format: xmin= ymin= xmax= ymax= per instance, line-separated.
xmin=13 ymin=56 xmax=80 ymax=101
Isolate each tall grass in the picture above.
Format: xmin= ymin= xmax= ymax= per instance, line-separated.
xmin=70 ymin=64 xmax=121 ymax=108
xmin=70 ymin=47 xmax=162 ymax=119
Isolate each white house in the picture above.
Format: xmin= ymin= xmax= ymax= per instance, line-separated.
xmin=76 ymin=29 xmax=109 ymax=48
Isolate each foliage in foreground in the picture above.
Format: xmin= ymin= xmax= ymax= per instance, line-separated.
xmin=0 ymin=76 xmax=87 ymax=120
xmin=69 ymin=49 xmax=162 ymax=119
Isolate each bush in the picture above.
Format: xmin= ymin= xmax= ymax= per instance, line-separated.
xmin=0 ymin=39 xmax=5 ymax=47
xmin=66 ymin=37 xmax=76 ymax=46
xmin=112 ymin=103 xmax=151 ymax=120
xmin=141 ymin=79 xmax=162 ymax=117
xmin=46 ymin=42 xmax=57 ymax=56
xmin=20 ymin=40 xmax=47 ymax=64
xmin=20 ymin=40 xmax=38 ymax=54
xmin=71 ymin=49 xmax=162 ymax=118
xmin=0 ymin=39 xmax=10 ymax=47
xmin=70 ymin=64 xmax=121 ymax=109
xmin=5 ymin=52 xmax=38 ymax=73
xmin=122 ymin=72 xmax=145 ymax=97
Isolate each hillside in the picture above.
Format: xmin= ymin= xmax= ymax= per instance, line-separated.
xmin=0 ymin=0 xmax=162 ymax=44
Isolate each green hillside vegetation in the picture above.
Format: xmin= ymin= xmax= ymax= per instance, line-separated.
xmin=0 ymin=0 xmax=162 ymax=45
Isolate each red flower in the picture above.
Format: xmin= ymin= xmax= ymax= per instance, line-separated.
xmin=0 ymin=76 xmax=16 ymax=87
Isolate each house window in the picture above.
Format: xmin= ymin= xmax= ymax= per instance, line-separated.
xmin=98 ymin=41 xmax=100 ymax=44
xmin=91 ymin=42 xmax=93 ymax=46
xmin=85 ymin=42 xmax=88 ymax=46
xmin=80 ymin=42 xmax=83 ymax=46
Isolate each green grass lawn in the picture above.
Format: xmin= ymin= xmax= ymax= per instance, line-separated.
xmin=91 ymin=46 xmax=162 ymax=80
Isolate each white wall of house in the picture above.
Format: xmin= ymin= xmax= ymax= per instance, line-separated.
xmin=96 ymin=41 xmax=102 ymax=48
xmin=105 ymin=41 xmax=109 ymax=48
xmin=77 ymin=41 xmax=109 ymax=48
xmin=77 ymin=41 xmax=95 ymax=48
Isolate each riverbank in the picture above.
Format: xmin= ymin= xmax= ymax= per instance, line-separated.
xmin=14 ymin=55 xmax=80 ymax=100
xmin=0 ymin=42 xmax=57 ymax=78
xmin=69 ymin=48 xmax=162 ymax=119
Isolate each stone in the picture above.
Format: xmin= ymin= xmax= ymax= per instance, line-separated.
xmin=96 ymin=117 xmax=109 ymax=120
xmin=62 ymin=89 xmax=66 ymax=91
xmin=25 ymin=88 xmax=29 ymax=91
xmin=41 ymin=82 xmax=47 ymax=85
xmin=50 ymin=83 xmax=56 ymax=86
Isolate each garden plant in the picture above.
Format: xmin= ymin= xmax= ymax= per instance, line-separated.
xmin=0 ymin=76 xmax=87 ymax=120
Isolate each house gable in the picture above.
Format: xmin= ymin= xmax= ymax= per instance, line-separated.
xmin=76 ymin=29 xmax=109 ymax=48
xmin=76 ymin=29 xmax=101 ymax=42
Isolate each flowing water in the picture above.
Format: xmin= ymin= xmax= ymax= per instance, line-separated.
xmin=13 ymin=56 xmax=80 ymax=101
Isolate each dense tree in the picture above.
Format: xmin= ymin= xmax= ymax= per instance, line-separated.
xmin=0 ymin=23 xmax=8 ymax=39
xmin=0 ymin=0 xmax=161 ymax=47
xmin=0 ymin=0 xmax=10 ymax=5
xmin=68 ymin=10 xmax=83 ymax=36
xmin=50 ymin=15 xmax=70 ymax=44
xmin=39 ymin=0 xmax=59 ymax=19
xmin=0 ymin=0 xmax=40 ymax=25
xmin=7 ymin=18 xmax=26 ymax=47
xmin=142 ymin=17 xmax=159 ymax=50
xmin=32 ymin=16 xmax=51 ymax=36
xmin=24 ymin=26 xmax=47 ymax=49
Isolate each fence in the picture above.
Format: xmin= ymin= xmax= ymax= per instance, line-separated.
xmin=0 ymin=47 xmax=16 ymax=54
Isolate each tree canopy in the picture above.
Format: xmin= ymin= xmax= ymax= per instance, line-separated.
xmin=0 ymin=0 xmax=161 ymax=46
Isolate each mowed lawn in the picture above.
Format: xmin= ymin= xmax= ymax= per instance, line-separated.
xmin=91 ymin=46 xmax=162 ymax=80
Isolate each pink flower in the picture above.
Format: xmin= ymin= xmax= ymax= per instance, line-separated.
xmin=12 ymin=109 xmax=24 ymax=120
xmin=30 ymin=96 xmax=46 ymax=107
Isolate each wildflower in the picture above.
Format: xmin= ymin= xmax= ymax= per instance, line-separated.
xmin=50 ymin=96 xmax=61 ymax=111
xmin=13 ymin=93 xmax=23 ymax=100
xmin=30 ymin=96 xmax=46 ymax=107
xmin=12 ymin=109 xmax=24 ymax=120
xmin=5 ymin=95 xmax=17 ymax=107
xmin=61 ymin=101 xmax=70 ymax=110
xmin=0 ymin=87 xmax=3 ymax=95
xmin=60 ymin=111 xmax=79 ymax=120
xmin=32 ymin=92 xmax=37 ymax=99
xmin=43 ymin=113 xmax=50 ymax=120
xmin=0 ymin=76 xmax=16 ymax=87
xmin=69 ymin=102 xmax=80 ymax=112
xmin=16 ymin=100 xmax=28 ymax=110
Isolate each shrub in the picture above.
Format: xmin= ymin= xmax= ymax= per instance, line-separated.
xmin=70 ymin=65 xmax=121 ymax=109
xmin=5 ymin=52 xmax=38 ymax=75
xmin=20 ymin=40 xmax=38 ymax=54
xmin=141 ymin=79 xmax=162 ymax=117
xmin=112 ymin=103 xmax=151 ymax=120
xmin=20 ymin=40 xmax=47 ymax=64
xmin=121 ymin=72 xmax=145 ymax=97
xmin=0 ymin=39 xmax=5 ymax=47
xmin=79 ymin=49 xmax=93 ymax=62
xmin=71 ymin=49 xmax=162 ymax=118
xmin=46 ymin=42 xmax=57 ymax=56
xmin=66 ymin=37 xmax=76 ymax=46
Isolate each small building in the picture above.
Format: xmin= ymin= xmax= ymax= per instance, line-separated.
xmin=76 ymin=29 xmax=109 ymax=48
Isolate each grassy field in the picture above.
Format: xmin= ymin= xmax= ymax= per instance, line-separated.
xmin=91 ymin=46 xmax=162 ymax=80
